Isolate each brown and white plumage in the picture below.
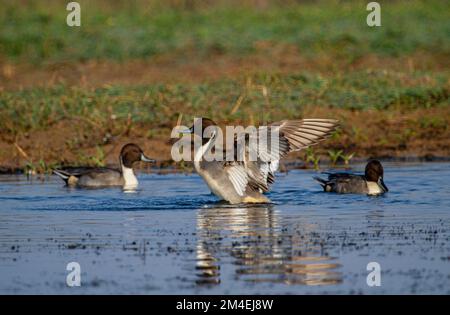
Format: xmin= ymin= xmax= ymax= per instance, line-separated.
xmin=53 ymin=143 xmax=155 ymax=189
xmin=183 ymin=118 xmax=339 ymax=204
xmin=225 ymin=119 xmax=339 ymax=198
xmin=314 ymin=159 xmax=389 ymax=195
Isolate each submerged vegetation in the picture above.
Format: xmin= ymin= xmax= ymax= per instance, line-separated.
xmin=0 ymin=0 xmax=449 ymax=171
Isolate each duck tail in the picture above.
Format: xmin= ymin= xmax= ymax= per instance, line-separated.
xmin=313 ymin=176 xmax=328 ymax=189
xmin=53 ymin=169 xmax=71 ymax=183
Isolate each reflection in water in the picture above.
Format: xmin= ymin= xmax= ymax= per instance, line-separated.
xmin=196 ymin=205 xmax=342 ymax=286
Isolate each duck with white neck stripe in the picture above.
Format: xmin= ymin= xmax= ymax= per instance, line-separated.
xmin=53 ymin=143 xmax=155 ymax=189
xmin=314 ymin=160 xmax=389 ymax=195
xmin=179 ymin=117 xmax=339 ymax=204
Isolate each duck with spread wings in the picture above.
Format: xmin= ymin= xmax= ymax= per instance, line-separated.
xmin=180 ymin=117 xmax=339 ymax=204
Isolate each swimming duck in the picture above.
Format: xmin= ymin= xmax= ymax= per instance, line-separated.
xmin=53 ymin=143 xmax=155 ymax=189
xmin=180 ymin=117 xmax=339 ymax=204
xmin=314 ymin=159 xmax=388 ymax=195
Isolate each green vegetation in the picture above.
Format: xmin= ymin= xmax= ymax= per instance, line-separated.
xmin=25 ymin=158 xmax=54 ymax=175
xmin=1 ymin=70 xmax=448 ymax=138
xmin=305 ymin=148 xmax=321 ymax=170
xmin=0 ymin=0 xmax=449 ymax=170
xmin=328 ymin=149 xmax=343 ymax=166
xmin=0 ymin=0 xmax=449 ymax=64
xmin=341 ymin=152 xmax=355 ymax=165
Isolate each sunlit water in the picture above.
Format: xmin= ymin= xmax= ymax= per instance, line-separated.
xmin=0 ymin=162 xmax=449 ymax=294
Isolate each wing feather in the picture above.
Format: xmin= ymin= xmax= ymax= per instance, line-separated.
xmin=226 ymin=164 xmax=248 ymax=196
xmin=226 ymin=118 xmax=339 ymax=195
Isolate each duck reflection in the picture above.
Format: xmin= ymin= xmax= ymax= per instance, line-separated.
xmin=196 ymin=205 xmax=342 ymax=286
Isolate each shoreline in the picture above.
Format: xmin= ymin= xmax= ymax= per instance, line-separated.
xmin=2 ymin=104 xmax=449 ymax=174
xmin=1 ymin=156 xmax=449 ymax=175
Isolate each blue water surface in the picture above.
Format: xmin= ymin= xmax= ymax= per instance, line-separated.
xmin=0 ymin=162 xmax=449 ymax=294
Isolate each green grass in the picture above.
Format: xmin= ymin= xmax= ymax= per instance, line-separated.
xmin=1 ymin=0 xmax=449 ymax=64
xmin=0 ymin=0 xmax=449 ymax=168
xmin=1 ymin=70 xmax=448 ymax=137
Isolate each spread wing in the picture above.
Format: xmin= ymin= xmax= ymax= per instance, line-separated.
xmin=225 ymin=119 xmax=339 ymax=196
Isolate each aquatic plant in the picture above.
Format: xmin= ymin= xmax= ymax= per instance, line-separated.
xmin=328 ymin=150 xmax=343 ymax=166
xmin=305 ymin=148 xmax=321 ymax=170
xmin=341 ymin=153 xmax=355 ymax=165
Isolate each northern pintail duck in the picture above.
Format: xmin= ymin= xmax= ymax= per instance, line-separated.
xmin=53 ymin=143 xmax=155 ymax=189
xmin=180 ymin=117 xmax=339 ymax=204
xmin=314 ymin=160 xmax=388 ymax=195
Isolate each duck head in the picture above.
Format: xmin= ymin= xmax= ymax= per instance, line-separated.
xmin=180 ymin=117 xmax=219 ymax=145
xmin=120 ymin=143 xmax=155 ymax=168
xmin=365 ymin=159 xmax=388 ymax=192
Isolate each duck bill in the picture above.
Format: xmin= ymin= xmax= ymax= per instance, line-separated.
xmin=178 ymin=127 xmax=193 ymax=135
xmin=178 ymin=124 xmax=194 ymax=135
xmin=140 ymin=154 xmax=155 ymax=163
xmin=379 ymin=177 xmax=389 ymax=192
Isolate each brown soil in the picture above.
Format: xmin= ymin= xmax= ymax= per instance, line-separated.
xmin=1 ymin=105 xmax=449 ymax=173
xmin=1 ymin=49 xmax=449 ymax=172
xmin=1 ymin=49 xmax=448 ymax=91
